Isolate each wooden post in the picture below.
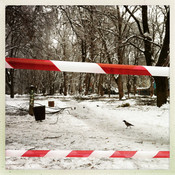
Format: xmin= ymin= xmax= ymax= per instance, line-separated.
xmin=48 ymin=101 xmax=54 ymax=107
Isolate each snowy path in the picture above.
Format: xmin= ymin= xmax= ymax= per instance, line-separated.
xmin=5 ymin=95 xmax=169 ymax=169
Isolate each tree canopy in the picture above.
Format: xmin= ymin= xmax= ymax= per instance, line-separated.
xmin=6 ymin=5 xmax=170 ymax=107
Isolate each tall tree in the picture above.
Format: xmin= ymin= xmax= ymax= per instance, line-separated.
xmin=124 ymin=6 xmax=169 ymax=107
xmin=6 ymin=6 xmax=35 ymax=97
xmin=154 ymin=10 xmax=169 ymax=107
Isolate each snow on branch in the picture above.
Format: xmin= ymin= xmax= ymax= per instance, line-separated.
xmin=122 ymin=34 xmax=161 ymax=48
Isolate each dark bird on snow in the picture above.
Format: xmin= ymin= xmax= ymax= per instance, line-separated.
xmin=123 ymin=120 xmax=134 ymax=128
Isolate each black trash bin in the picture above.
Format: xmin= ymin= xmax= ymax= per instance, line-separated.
xmin=33 ymin=106 xmax=45 ymax=121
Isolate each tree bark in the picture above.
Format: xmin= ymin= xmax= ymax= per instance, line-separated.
xmin=116 ymin=6 xmax=124 ymax=99
xmin=85 ymin=74 xmax=91 ymax=95
xmin=127 ymin=76 xmax=131 ymax=98
xmin=6 ymin=46 xmax=15 ymax=98
xmin=154 ymin=77 xmax=168 ymax=107
xmin=133 ymin=76 xmax=137 ymax=96
xmin=10 ymin=69 xmax=15 ymax=98
xmin=142 ymin=6 xmax=153 ymax=66
xmin=150 ymin=77 xmax=154 ymax=97
xmin=78 ymin=74 xmax=82 ymax=94
xmin=108 ymin=75 xmax=112 ymax=98
xmin=114 ymin=75 xmax=124 ymax=100
xmin=134 ymin=6 xmax=169 ymax=106
xmin=154 ymin=10 xmax=170 ymax=107
xmin=63 ymin=72 xmax=67 ymax=96
xmin=98 ymin=74 xmax=104 ymax=96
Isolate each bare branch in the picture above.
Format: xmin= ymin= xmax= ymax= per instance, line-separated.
xmin=124 ymin=6 xmax=143 ymax=35
xmin=6 ymin=46 xmax=20 ymax=52
xmin=122 ymin=35 xmax=161 ymax=48
xmin=59 ymin=6 xmax=80 ymax=38
xmin=129 ymin=42 xmax=145 ymax=53
xmin=156 ymin=10 xmax=170 ymax=66
xmin=122 ymin=6 xmax=139 ymax=34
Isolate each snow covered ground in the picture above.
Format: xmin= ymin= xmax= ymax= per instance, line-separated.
xmin=5 ymin=94 xmax=169 ymax=169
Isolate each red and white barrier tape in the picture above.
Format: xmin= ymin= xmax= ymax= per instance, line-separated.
xmin=6 ymin=57 xmax=169 ymax=77
xmin=6 ymin=150 xmax=169 ymax=158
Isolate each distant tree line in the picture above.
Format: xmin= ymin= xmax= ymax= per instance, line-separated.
xmin=5 ymin=5 xmax=169 ymax=107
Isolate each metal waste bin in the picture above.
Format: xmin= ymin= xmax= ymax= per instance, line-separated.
xmin=33 ymin=106 xmax=45 ymax=121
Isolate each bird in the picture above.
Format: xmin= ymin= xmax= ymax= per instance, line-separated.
xmin=123 ymin=120 xmax=134 ymax=128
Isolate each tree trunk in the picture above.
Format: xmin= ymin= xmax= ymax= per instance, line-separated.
xmin=142 ymin=6 xmax=153 ymax=66
xmin=49 ymin=84 xmax=54 ymax=95
xmin=108 ymin=75 xmax=112 ymax=98
xmin=98 ymin=74 xmax=104 ymax=96
xmin=49 ymin=72 xmax=54 ymax=95
xmin=150 ymin=77 xmax=154 ymax=97
xmin=59 ymin=84 xmax=63 ymax=95
xmin=114 ymin=75 xmax=124 ymax=100
xmin=81 ymin=39 xmax=86 ymax=62
xmin=116 ymin=6 xmax=124 ymax=100
xmin=127 ymin=76 xmax=131 ymax=98
xmin=154 ymin=77 xmax=168 ymax=107
xmin=133 ymin=76 xmax=137 ymax=96
xmin=79 ymin=74 xmax=82 ymax=94
xmin=63 ymin=72 xmax=67 ymax=96
xmin=85 ymin=74 xmax=91 ymax=95
xmin=6 ymin=38 xmax=15 ymax=98
xmin=6 ymin=65 xmax=15 ymax=98
xmin=154 ymin=10 xmax=169 ymax=107
xmin=125 ymin=6 xmax=170 ymax=107
xmin=141 ymin=6 xmax=169 ymax=107
xmin=10 ymin=69 xmax=15 ymax=98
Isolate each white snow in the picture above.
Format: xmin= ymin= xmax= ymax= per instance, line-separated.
xmin=5 ymin=94 xmax=169 ymax=169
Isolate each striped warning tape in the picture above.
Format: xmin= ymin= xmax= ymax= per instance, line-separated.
xmin=5 ymin=57 xmax=169 ymax=77
xmin=6 ymin=150 xmax=170 ymax=158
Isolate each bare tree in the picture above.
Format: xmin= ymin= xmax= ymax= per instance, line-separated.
xmin=6 ymin=5 xmax=169 ymax=104
xmin=124 ymin=5 xmax=169 ymax=106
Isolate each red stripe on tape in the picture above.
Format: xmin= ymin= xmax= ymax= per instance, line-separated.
xmin=98 ymin=63 xmax=151 ymax=76
xmin=110 ymin=151 xmax=137 ymax=158
xmin=6 ymin=57 xmax=60 ymax=72
xmin=153 ymin=151 xmax=170 ymax=158
xmin=6 ymin=150 xmax=170 ymax=158
xmin=66 ymin=150 xmax=94 ymax=157
xmin=21 ymin=150 xmax=50 ymax=157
